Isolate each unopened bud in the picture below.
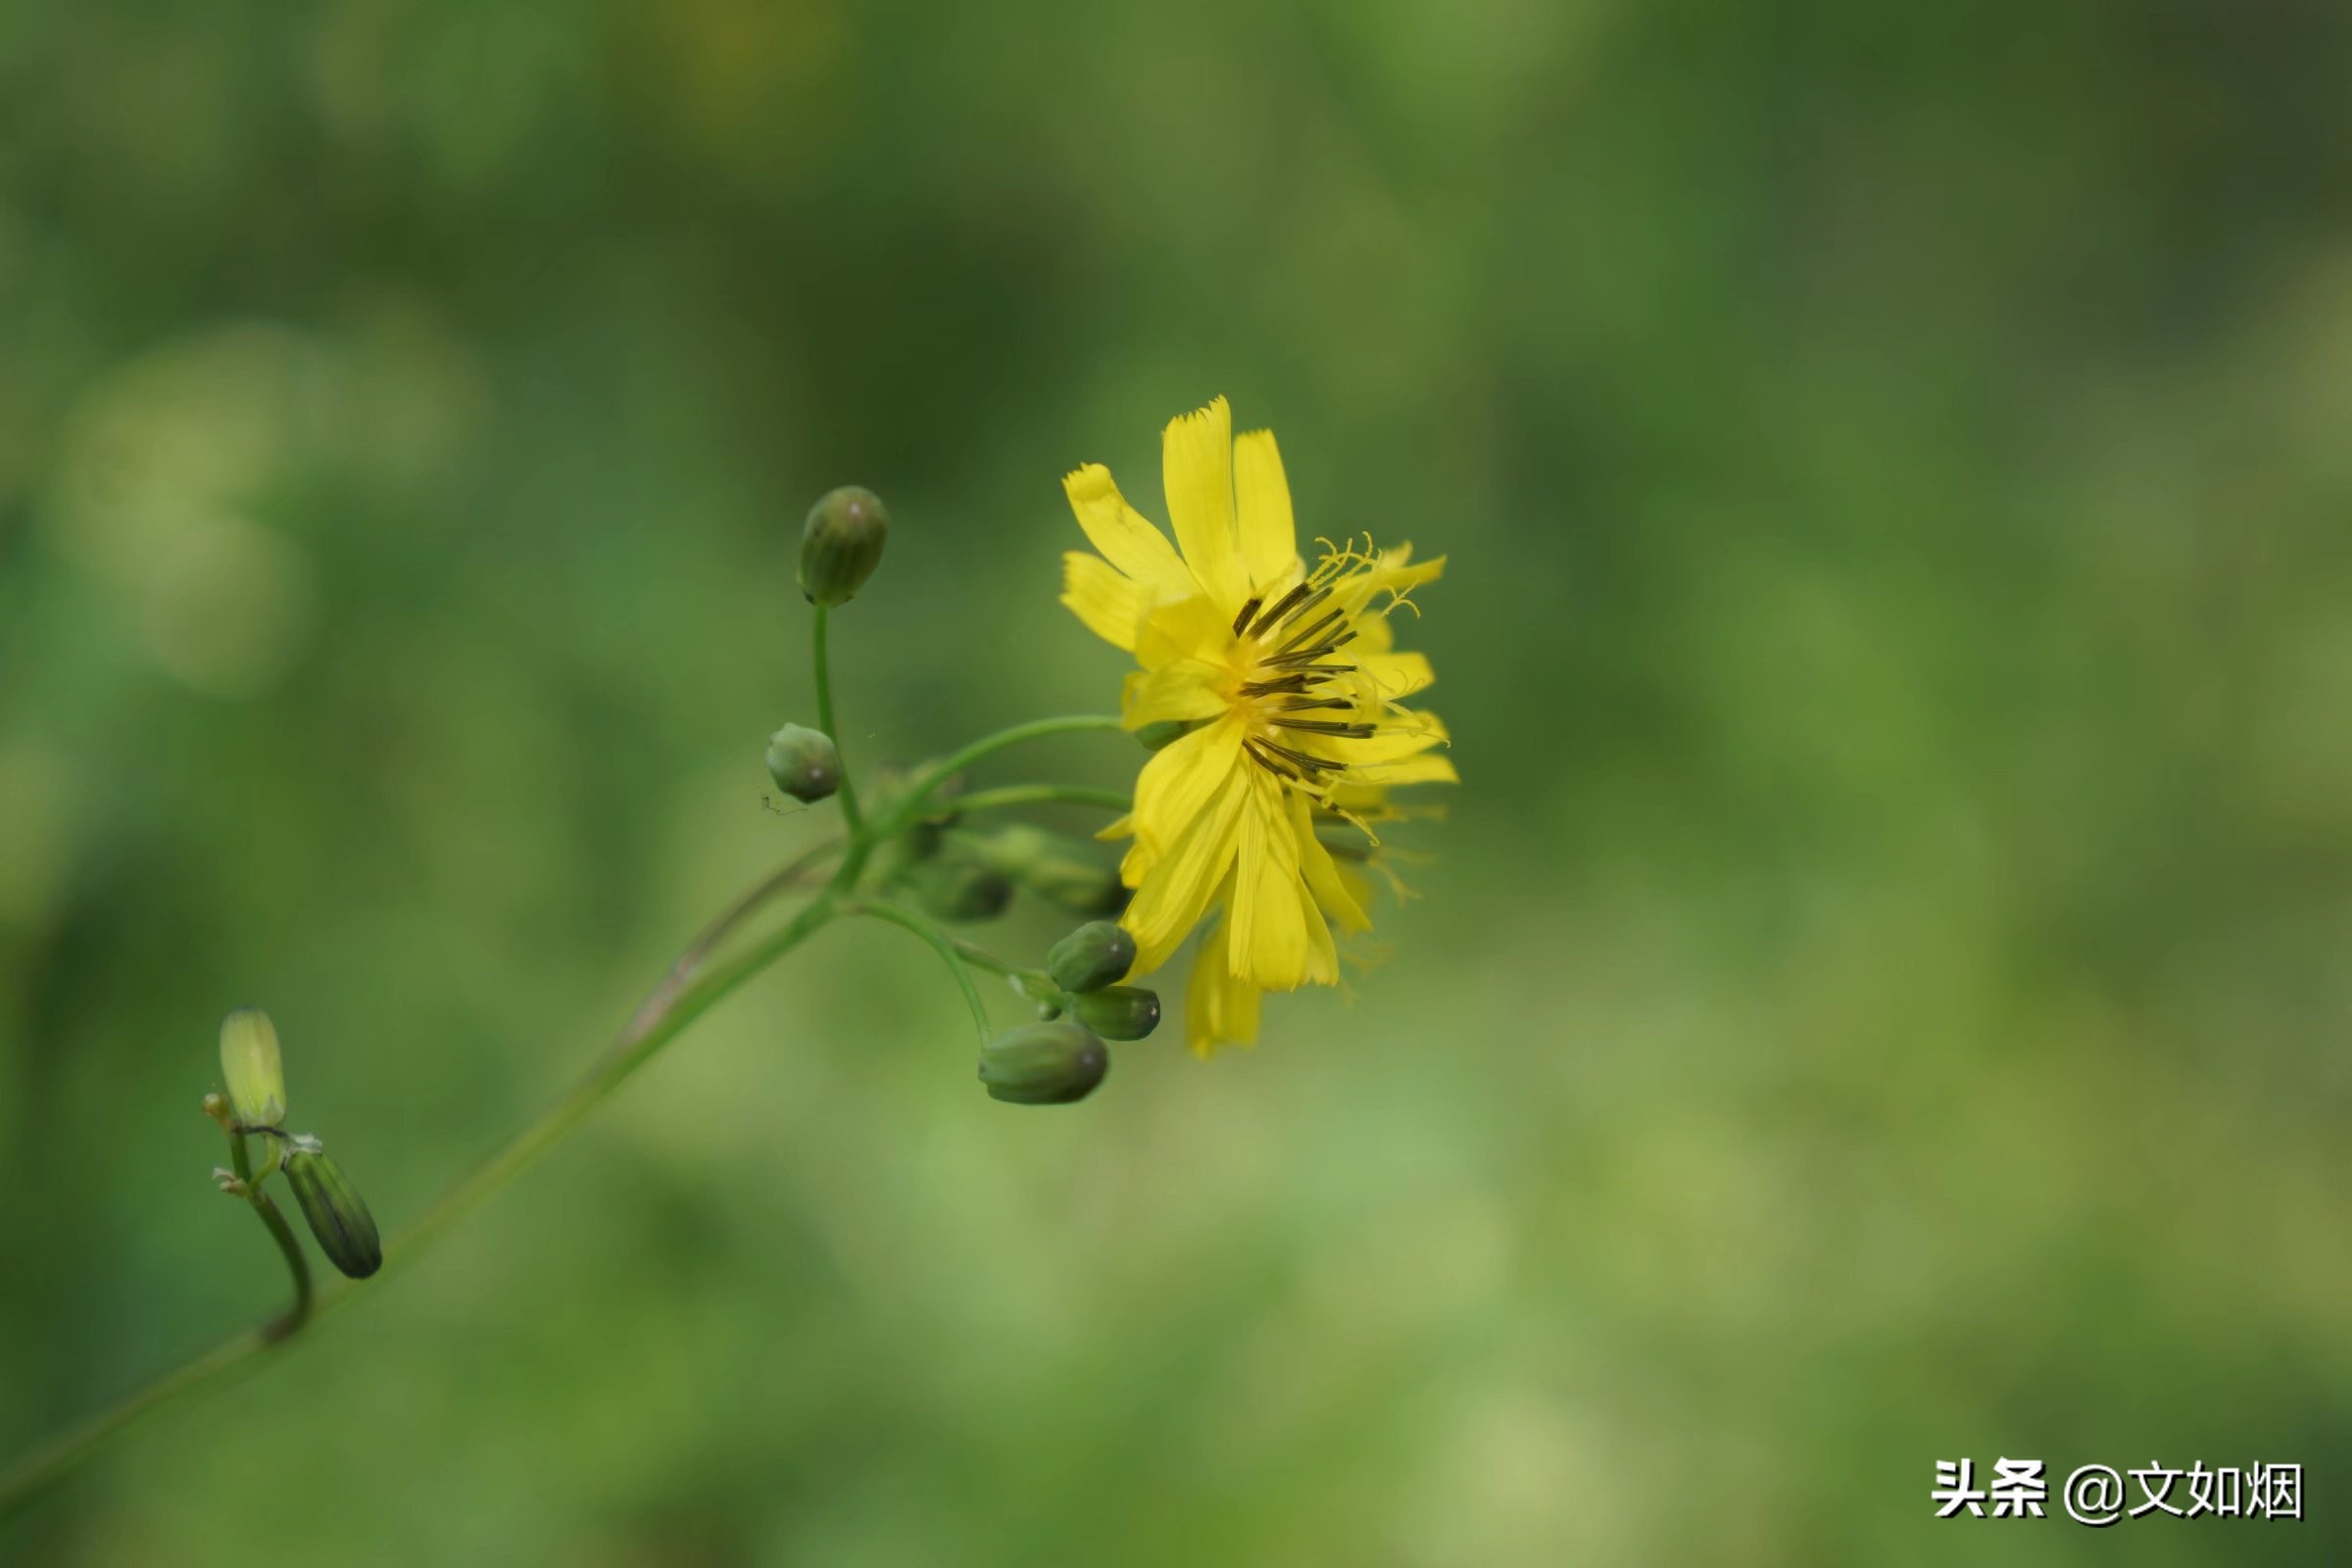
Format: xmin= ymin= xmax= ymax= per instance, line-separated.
xmin=1134 ymin=720 xmax=1190 ymax=753
xmin=798 ymin=485 xmax=889 ymax=607
xmin=900 ymin=858 xmax=1014 ymax=923
xmin=960 ymin=824 xmax=1127 ymax=916
xmin=1068 ymin=985 xmax=1160 ymax=1042
xmin=282 ymin=1137 xmax=382 ymax=1279
xmin=1048 ymin=920 xmax=1134 ymax=993
xmin=219 ymin=1008 xmax=286 ymax=1129
xmin=979 ymin=1021 xmax=1108 ymax=1105
xmin=764 ymin=723 xmax=842 ymax=803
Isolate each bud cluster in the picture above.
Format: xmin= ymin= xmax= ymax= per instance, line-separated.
xmin=214 ymin=1009 xmax=383 ymax=1280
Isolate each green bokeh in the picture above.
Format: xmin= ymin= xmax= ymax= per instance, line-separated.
xmin=5 ymin=1 xmax=2350 ymax=1562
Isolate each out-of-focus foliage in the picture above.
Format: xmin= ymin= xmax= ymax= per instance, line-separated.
xmin=5 ymin=1 xmax=2351 ymax=1562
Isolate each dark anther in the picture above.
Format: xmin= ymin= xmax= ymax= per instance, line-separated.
xmin=1243 ymin=738 xmax=1298 ymax=778
xmin=1271 ymin=718 xmax=1377 ymax=738
xmin=1275 ymin=607 xmax=1346 ymax=656
xmin=1247 ymin=581 xmax=1319 ymax=639
xmin=1240 ymin=673 xmax=1313 ymax=697
xmin=1231 ymin=597 xmax=1261 ymax=637
xmin=1256 ymin=739 xmax=1346 ymax=773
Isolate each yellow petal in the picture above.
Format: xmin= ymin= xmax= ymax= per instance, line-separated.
xmin=1060 ymin=551 xmax=1147 ymax=650
xmin=1345 ymin=710 xmax=1449 ymax=763
xmin=1353 ymin=753 xmax=1458 ymax=787
xmin=1135 ymin=592 xmax=1233 ymax=672
xmin=1161 ymin=397 xmax=1248 ymax=612
xmin=1121 ymin=667 xmax=1225 ymax=729
xmin=1227 ymin=774 xmax=1315 ymax=991
xmin=1356 ymin=651 xmax=1435 ymax=702
xmin=1337 ymin=546 xmax=1446 ymax=617
xmin=1233 ymin=428 xmax=1299 ymax=595
xmin=1124 ymin=768 xmax=1250 ymax=974
xmin=1062 ymin=464 xmax=1193 ymax=600
xmin=1131 ymin=712 xmax=1244 ymax=858
xmin=1185 ymin=915 xmax=1262 ymax=1057
xmin=1287 ymin=788 xmax=1370 ymax=934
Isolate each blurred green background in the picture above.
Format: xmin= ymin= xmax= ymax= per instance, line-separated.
xmin=4 ymin=0 xmax=2350 ymax=1562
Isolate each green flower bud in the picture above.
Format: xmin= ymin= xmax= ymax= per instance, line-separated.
xmin=282 ymin=1137 xmax=382 ymax=1280
xmin=219 ymin=1008 xmax=286 ymax=1129
xmin=957 ymin=824 xmax=1127 ymax=916
xmin=1048 ymin=920 xmax=1135 ymax=993
xmin=764 ymin=723 xmax=842 ymax=803
xmin=1067 ymin=985 xmax=1161 ymax=1042
xmin=797 ymin=485 xmax=889 ymax=607
xmin=899 ymin=858 xmax=1014 ymax=923
xmin=979 ymin=1021 xmax=1108 ymax=1105
xmin=1134 ymin=720 xmax=1191 ymax=753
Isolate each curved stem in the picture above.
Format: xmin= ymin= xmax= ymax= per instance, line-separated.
xmin=250 ymin=1192 xmax=313 ymax=1344
xmin=0 ymin=850 xmax=847 ymax=1522
xmin=224 ymin=1127 xmax=309 ymax=1340
xmin=939 ymin=783 xmax=1131 ymax=818
xmin=871 ymin=715 xmax=1124 ymax=844
xmin=811 ymin=606 xmax=866 ymax=841
xmin=853 ymin=900 xmax=994 ymax=1046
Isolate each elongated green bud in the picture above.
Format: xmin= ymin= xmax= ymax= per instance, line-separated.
xmin=1048 ymin=920 xmax=1134 ymax=993
xmin=979 ymin=1021 xmax=1107 ymax=1105
xmin=1134 ymin=720 xmax=1190 ymax=753
xmin=798 ymin=485 xmax=889 ymax=607
xmin=283 ymin=1137 xmax=382 ymax=1279
xmin=1068 ymin=985 xmax=1160 ymax=1042
xmin=900 ymin=858 xmax=1014 ymax=923
xmin=764 ymin=723 xmax=842 ymax=803
xmin=219 ymin=1008 xmax=286 ymax=1129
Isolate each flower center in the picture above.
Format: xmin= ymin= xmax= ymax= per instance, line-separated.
xmin=1222 ymin=574 xmax=1375 ymax=784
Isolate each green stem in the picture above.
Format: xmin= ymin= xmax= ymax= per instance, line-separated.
xmin=940 ymin=783 xmax=1131 ymax=818
xmin=223 ymin=1127 xmax=309 ymax=1339
xmin=387 ymin=887 xmax=845 ymax=1273
xmin=871 ymin=715 xmax=1124 ymax=844
xmin=0 ymin=713 xmax=1122 ymax=1516
xmin=0 ymin=847 xmax=844 ymax=1522
xmin=853 ymin=900 xmax=993 ymax=1046
xmin=811 ymin=605 xmax=866 ymax=841
xmin=249 ymin=1192 xmax=313 ymax=1344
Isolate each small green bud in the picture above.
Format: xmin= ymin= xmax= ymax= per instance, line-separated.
xmin=219 ymin=1008 xmax=286 ymax=1129
xmin=899 ymin=858 xmax=1014 ymax=923
xmin=958 ymin=824 xmax=1128 ymax=916
xmin=798 ymin=485 xmax=889 ymax=607
xmin=1068 ymin=985 xmax=1160 ymax=1042
xmin=282 ymin=1137 xmax=382 ymax=1280
xmin=1048 ymin=920 xmax=1135 ymax=993
xmin=764 ymin=723 xmax=842 ymax=803
xmin=979 ymin=1021 xmax=1108 ymax=1105
xmin=1022 ymin=859 xmax=1127 ymax=918
xmin=1134 ymin=720 xmax=1191 ymax=753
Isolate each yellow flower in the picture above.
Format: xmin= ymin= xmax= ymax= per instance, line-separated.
xmin=1059 ymin=396 xmax=1454 ymax=1054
